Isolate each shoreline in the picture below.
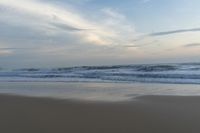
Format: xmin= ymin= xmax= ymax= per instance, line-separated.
xmin=1 ymin=94 xmax=200 ymax=133
xmin=1 ymin=82 xmax=200 ymax=102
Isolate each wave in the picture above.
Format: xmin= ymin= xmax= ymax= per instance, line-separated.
xmin=1 ymin=63 xmax=200 ymax=84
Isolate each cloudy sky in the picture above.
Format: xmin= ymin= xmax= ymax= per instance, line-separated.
xmin=1 ymin=0 xmax=200 ymax=68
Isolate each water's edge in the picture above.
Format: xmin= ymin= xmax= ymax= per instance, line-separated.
xmin=0 ymin=82 xmax=200 ymax=102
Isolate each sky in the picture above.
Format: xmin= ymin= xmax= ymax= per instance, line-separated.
xmin=0 ymin=0 xmax=200 ymax=68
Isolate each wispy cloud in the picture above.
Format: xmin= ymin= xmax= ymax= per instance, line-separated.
xmin=0 ymin=47 xmax=35 ymax=56
xmin=149 ymin=28 xmax=200 ymax=36
xmin=123 ymin=40 xmax=158 ymax=48
xmin=0 ymin=47 xmax=31 ymax=50
xmin=184 ymin=43 xmax=200 ymax=47
xmin=50 ymin=22 xmax=88 ymax=31
xmin=0 ymin=48 xmax=13 ymax=56
xmin=0 ymin=0 xmax=102 ymax=45
xmin=0 ymin=0 xmax=137 ymax=46
xmin=142 ymin=0 xmax=151 ymax=3
xmin=101 ymin=8 xmax=125 ymax=20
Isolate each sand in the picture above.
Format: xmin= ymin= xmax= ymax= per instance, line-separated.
xmin=0 ymin=94 xmax=200 ymax=133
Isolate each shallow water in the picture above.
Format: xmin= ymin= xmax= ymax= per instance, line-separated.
xmin=0 ymin=82 xmax=200 ymax=101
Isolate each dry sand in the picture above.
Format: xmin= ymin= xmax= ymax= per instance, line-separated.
xmin=0 ymin=94 xmax=200 ymax=133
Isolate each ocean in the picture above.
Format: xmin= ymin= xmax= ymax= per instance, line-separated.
xmin=1 ymin=63 xmax=200 ymax=101
xmin=1 ymin=63 xmax=200 ymax=84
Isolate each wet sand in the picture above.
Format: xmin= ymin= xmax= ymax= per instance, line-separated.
xmin=1 ymin=94 xmax=200 ymax=133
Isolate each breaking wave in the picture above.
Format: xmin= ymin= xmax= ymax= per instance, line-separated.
xmin=1 ymin=63 xmax=200 ymax=84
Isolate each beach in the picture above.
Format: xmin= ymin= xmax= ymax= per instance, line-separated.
xmin=1 ymin=94 xmax=200 ymax=133
xmin=1 ymin=0 xmax=200 ymax=132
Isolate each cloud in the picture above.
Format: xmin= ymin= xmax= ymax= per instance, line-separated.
xmin=101 ymin=8 xmax=125 ymax=20
xmin=0 ymin=0 xmax=143 ymax=68
xmin=124 ymin=40 xmax=159 ymax=48
xmin=149 ymin=28 xmax=200 ymax=36
xmin=0 ymin=47 xmax=31 ymax=50
xmin=50 ymin=22 xmax=88 ymax=31
xmin=100 ymin=8 xmax=138 ymax=46
xmin=184 ymin=43 xmax=200 ymax=47
xmin=142 ymin=0 xmax=151 ymax=3
xmin=0 ymin=46 xmax=35 ymax=56
xmin=0 ymin=49 xmax=13 ymax=56
xmin=0 ymin=0 xmax=103 ymax=45
xmin=0 ymin=0 xmax=137 ymax=47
